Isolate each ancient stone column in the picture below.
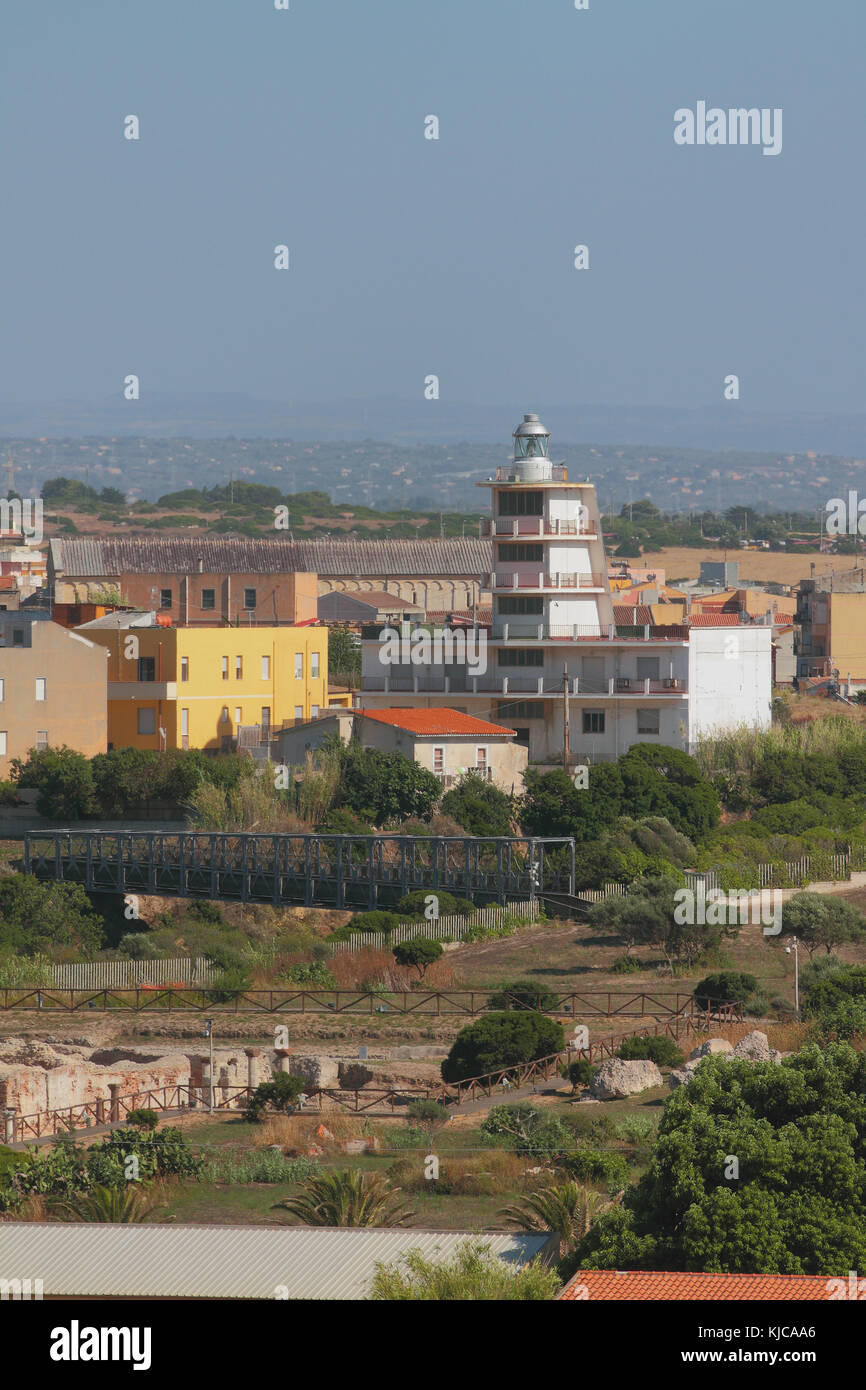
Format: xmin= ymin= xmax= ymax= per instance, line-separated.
xmin=4 ymin=1107 xmax=16 ymax=1144
xmin=274 ymin=1048 xmax=292 ymax=1074
xmin=108 ymin=1084 xmax=122 ymax=1123
xmin=218 ymin=1066 xmax=231 ymax=1109
xmin=95 ymin=1098 xmax=106 ymax=1126
xmin=245 ymin=1047 xmax=263 ymax=1093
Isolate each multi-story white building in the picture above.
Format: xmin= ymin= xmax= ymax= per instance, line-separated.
xmin=361 ymin=413 xmax=772 ymax=765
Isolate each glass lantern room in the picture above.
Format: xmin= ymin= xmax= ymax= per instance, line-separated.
xmin=513 ymin=413 xmax=550 ymax=459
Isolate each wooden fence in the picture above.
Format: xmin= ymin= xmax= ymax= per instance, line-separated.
xmin=50 ymin=958 xmax=216 ymax=989
xmin=330 ymin=899 xmax=539 ymax=953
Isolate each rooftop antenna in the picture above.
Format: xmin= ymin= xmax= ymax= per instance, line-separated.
xmin=4 ymin=449 xmax=14 ymax=497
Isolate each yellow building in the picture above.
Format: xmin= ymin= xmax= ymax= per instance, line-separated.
xmin=76 ymin=614 xmax=328 ymax=751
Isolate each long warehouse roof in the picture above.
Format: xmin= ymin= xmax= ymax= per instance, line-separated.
xmin=0 ymin=1224 xmax=552 ymax=1300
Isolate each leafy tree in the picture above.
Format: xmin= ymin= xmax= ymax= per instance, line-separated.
xmin=441 ymin=1014 xmax=564 ymax=1084
xmin=521 ymin=765 xmax=623 ymax=841
xmin=588 ymin=875 xmax=732 ymax=971
xmin=802 ymin=963 xmax=866 ymax=1018
xmin=488 ymin=979 xmax=558 ymax=1012
xmin=370 ymin=1239 xmax=559 ymax=1300
xmin=336 ymin=744 xmax=440 ymax=824
xmin=346 ymin=910 xmax=402 ymax=938
xmin=567 ymin=1058 xmax=594 ymax=1090
xmin=275 ymin=1170 xmax=414 ymax=1226
xmin=127 ymin=1109 xmax=159 ymax=1130
xmin=694 ymin=970 xmax=761 ymax=1012
xmin=40 ymin=476 xmax=98 ymax=504
xmin=0 ymin=876 xmax=104 ymax=955
xmin=327 ymin=623 xmax=360 ymax=686
xmin=245 ymin=1071 xmax=307 ymax=1122
xmin=781 ymin=892 xmax=866 ymax=958
xmin=479 ymin=1103 xmax=571 ymax=1158
xmin=567 ymin=1045 xmax=866 ymax=1276
xmin=440 ymin=772 xmax=513 ymax=836
xmin=11 ymin=745 xmax=95 ymax=818
xmin=392 ymin=937 xmax=443 ymax=979
xmin=406 ymin=1099 xmax=449 ymax=1127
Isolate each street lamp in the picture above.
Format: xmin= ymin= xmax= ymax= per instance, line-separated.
xmin=785 ymin=937 xmax=799 ymax=1019
xmin=203 ymin=1017 xmax=214 ymax=1114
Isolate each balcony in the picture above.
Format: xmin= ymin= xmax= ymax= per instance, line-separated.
xmin=363 ymin=673 xmax=687 ymax=698
xmin=108 ymin=681 xmax=178 ymax=700
xmin=491 ymin=571 xmax=605 ymax=591
xmin=489 ymin=621 xmax=689 ymax=642
xmin=485 ymin=517 xmax=597 ymax=539
xmin=434 ymin=767 xmax=493 ymax=786
xmin=493 ymin=465 xmax=570 ymax=482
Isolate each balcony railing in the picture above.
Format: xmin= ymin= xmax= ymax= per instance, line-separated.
xmin=491 ymin=571 xmax=605 ymax=590
xmin=486 ymin=517 xmax=595 ymax=538
xmin=362 ymin=673 xmax=687 ymax=697
xmin=489 ymin=621 xmax=689 ymax=642
xmin=494 ymin=465 xmax=569 ymax=482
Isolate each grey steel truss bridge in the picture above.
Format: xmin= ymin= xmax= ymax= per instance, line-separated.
xmin=21 ymin=831 xmax=577 ymax=909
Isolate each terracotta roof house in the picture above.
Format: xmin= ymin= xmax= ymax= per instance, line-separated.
xmin=559 ymin=1270 xmax=842 ymax=1301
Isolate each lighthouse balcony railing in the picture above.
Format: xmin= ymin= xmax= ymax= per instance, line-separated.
xmin=494 ymin=465 xmax=569 ymax=482
xmin=491 ymin=571 xmax=605 ymax=590
xmin=485 ymin=517 xmax=596 ymax=538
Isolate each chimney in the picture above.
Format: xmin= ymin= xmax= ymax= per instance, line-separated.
xmin=197 ymin=557 xmax=204 ymax=574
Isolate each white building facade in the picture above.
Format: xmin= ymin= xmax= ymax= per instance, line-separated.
xmin=361 ymin=414 xmax=772 ymax=764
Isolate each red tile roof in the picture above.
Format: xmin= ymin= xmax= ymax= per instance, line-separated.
xmin=687 ymin=613 xmax=741 ymax=627
xmin=613 ymin=605 xmax=654 ymax=625
xmin=559 ymin=1270 xmax=836 ymax=1301
xmin=359 ymin=708 xmax=516 ymax=737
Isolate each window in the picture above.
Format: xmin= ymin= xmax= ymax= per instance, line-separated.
xmin=499 ymin=701 xmax=544 ymax=720
xmin=160 ymin=589 xmax=172 ymax=610
xmin=244 ymin=587 xmax=256 ymax=610
xmin=180 ymin=709 xmax=189 ymax=747
xmin=0 ymin=679 xmax=4 ymax=702
xmin=636 ymin=656 xmax=660 ymax=681
xmin=294 ymin=705 xmax=303 ymax=721
xmin=498 ymin=596 xmax=544 ymax=615
xmin=180 ymin=657 xmax=189 ymax=682
xmin=221 ymin=656 xmax=229 ymax=680
xmin=35 ymin=678 xmax=46 ymax=702
xmin=294 ymin=653 xmax=304 ymax=679
xmin=201 ymin=588 xmax=215 ymax=611
xmin=497 ymin=649 xmax=543 ymax=667
xmin=220 ymin=706 xmax=229 ymax=723
xmin=261 ymin=707 xmax=271 ymax=731
xmin=137 ymin=708 xmax=156 ymax=735
xmin=637 ymin=708 xmax=660 ymax=735
xmin=0 ymin=732 xmax=6 ymax=756
xmin=137 ymin=658 xmax=155 ymax=683
xmin=36 ymin=731 xmax=48 ymax=750
xmin=235 ymin=707 xmax=242 ymax=725
xmin=582 ymin=711 xmax=605 ymax=734
xmin=498 ymin=490 xmax=543 ymax=516
xmin=235 ymin=655 xmax=243 ymax=680
xmin=433 ymin=747 xmax=444 ymax=774
xmin=261 ymin=655 xmax=270 ymax=680
xmin=499 ymin=543 xmax=544 ymax=562
xmin=311 ymin=652 xmax=320 ymax=678
xmin=311 ymin=705 xmax=319 ymax=719
xmin=12 ymin=629 xmax=24 ymax=646
xmin=476 ymin=747 xmax=487 ymax=771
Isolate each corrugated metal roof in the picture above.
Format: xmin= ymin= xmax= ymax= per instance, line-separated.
xmin=0 ymin=1224 xmax=550 ymax=1300
xmin=52 ymin=537 xmax=491 ymax=579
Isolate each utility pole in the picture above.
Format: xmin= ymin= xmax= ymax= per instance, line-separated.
xmin=562 ymin=663 xmax=570 ymax=772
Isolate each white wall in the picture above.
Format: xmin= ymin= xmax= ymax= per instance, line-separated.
xmin=687 ymin=626 xmax=772 ymax=741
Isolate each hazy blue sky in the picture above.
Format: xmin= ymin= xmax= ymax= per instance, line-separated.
xmin=2 ymin=0 xmax=863 ymax=425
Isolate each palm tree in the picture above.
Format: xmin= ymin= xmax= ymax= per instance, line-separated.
xmin=498 ymin=1182 xmax=622 ymax=1259
xmin=274 ymin=1170 xmax=415 ymax=1227
xmin=52 ymin=1183 xmax=159 ymax=1224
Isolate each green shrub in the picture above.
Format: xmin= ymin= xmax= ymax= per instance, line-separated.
xmin=0 ymin=780 xmax=18 ymax=806
xmin=488 ymin=979 xmax=558 ymax=1012
xmin=615 ymin=1034 xmax=684 ymax=1067
xmin=611 ymin=955 xmax=642 ymax=975
xmin=406 ymin=1099 xmax=449 ymax=1126
xmin=561 ymin=1149 xmax=630 ymax=1190
xmin=567 ymin=1058 xmax=594 ymax=1089
xmin=694 ymin=970 xmax=760 ymax=1012
xmin=441 ymin=1013 xmax=564 ymax=1084
xmin=346 ymin=910 xmax=402 ymax=937
xmin=244 ymin=1071 xmax=307 ymax=1122
xmin=127 ymin=1109 xmax=159 ymax=1130
xmin=395 ymin=890 xmax=475 ymax=919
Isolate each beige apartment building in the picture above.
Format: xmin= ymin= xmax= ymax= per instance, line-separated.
xmin=0 ymin=617 xmax=107 ymax=776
